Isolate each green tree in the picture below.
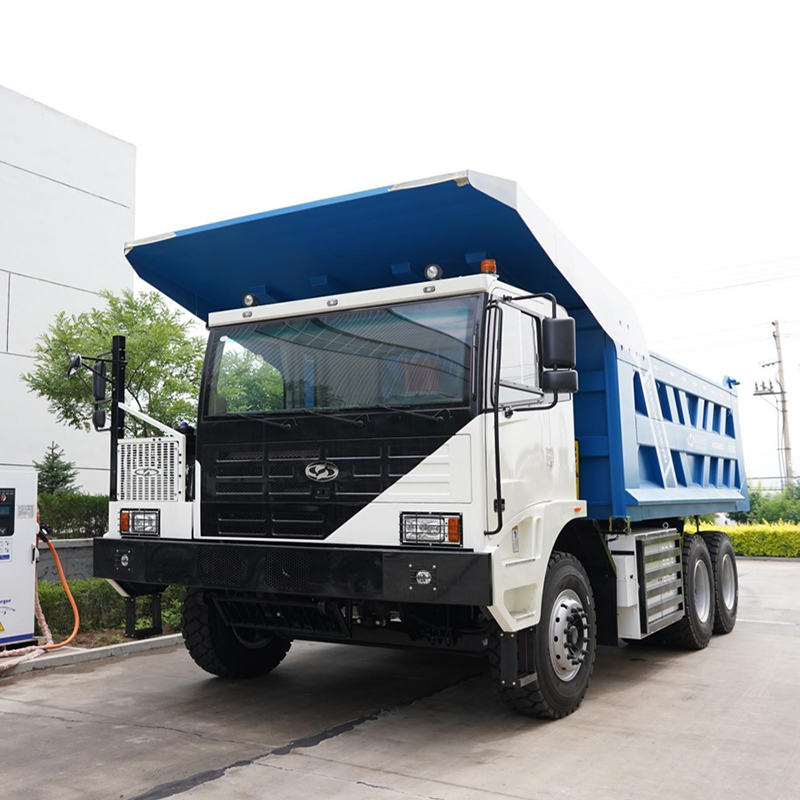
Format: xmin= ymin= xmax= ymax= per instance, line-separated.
xmin=23 ymin=289 xmax=206 ymax=437
xmin=34 ymin=442 xmax=78 ymax=495
xmin=730 ymin=484 xmax=800 ymax=524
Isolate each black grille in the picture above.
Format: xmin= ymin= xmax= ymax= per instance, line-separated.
xmin=264 ymin=552 xmax=312 ymax=592
xmin=325 ymin=442 xmax=381 ymax=459
xmin=272 ymin=510 xmax=324 ymax=523
xmin=269 ymin=463 xmax=294 ymax=477
xmin=218 ymin=522 xmax=268 ymax=537
xmin=216 ymin=482 xmax=263 ymax=495
xmin=269 ymin=447 xmax=320 ymax=460
xmin=218 ymin=511 xmax=266 ymax=522
xmin=218 ymin=449 xmax=261 ymax=461
xmin=270 ymin=481 xmax=311 ymax=495
xmin=217 ymin=462 xmax=264 ymax=478
xmin=199 ymin=548 xmax=246 ymax=586
xmin=336 ymin=480 xmax=382 ymax=496
xmin=203 ymin=434 xmax=454 ymax=540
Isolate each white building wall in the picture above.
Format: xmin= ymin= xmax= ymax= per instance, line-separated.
xmin=0 ymin=86 xmax=135 ymax=494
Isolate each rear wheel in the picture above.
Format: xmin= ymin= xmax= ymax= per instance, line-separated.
xmin=700 ymin=531 xmax=738 ymax=634
xmin=490 ymin=551 xmax=596 ymax=720
xmin=181 ymin=588 xmax=292 ymax=678
xmin=661 ymin=534 xmax=715 ymax=650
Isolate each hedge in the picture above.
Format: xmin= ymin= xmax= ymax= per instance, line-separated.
xmin=37 ymin=580 xmax=184 ymax=636
xmin=38 ymin=493 xmax=108 ymax=539
xmin=697 ymin=522 xmax=800 ymax=558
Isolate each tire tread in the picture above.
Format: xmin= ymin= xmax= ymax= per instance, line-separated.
xmin=181 ymin=588 xmax=291 ymax=678
xmin=660 ymin=534 xmax=714 ymax=650
xmin=700 ymin=530 xmax=738 ymax=634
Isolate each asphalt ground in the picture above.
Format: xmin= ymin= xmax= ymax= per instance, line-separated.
xmin=1 ymin=558 xmax=798 ymax=800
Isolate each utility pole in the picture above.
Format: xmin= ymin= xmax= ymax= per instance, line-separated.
xmin=754 ymin=320 xmax=793 ymax=482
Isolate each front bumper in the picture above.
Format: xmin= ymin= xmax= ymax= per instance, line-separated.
xmin=93 ymin=537 xmax=493 ymax=606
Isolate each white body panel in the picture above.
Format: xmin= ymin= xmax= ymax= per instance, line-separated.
xmin=0 ymin=471 xmax=38 ymax=646
xmin=209 ymin=274 xmax=498 ymax=328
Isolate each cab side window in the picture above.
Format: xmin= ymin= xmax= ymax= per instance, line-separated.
xmin=499 ymin=306 xmax=539 ymax=404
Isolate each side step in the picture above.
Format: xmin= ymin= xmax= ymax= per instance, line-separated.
xmin=609 ymin=528 xmax=684 ymax=640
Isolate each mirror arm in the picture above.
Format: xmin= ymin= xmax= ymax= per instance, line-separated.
xmin=82 ymin=362 xmax=108 ymax=381
xmin=502 ymin=292 xmax=558 ymax=318
xmin=68 ymin=354 xmax=114 ymax=381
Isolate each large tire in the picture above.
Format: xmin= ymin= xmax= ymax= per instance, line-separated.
xmin=700 ymin=530 xmax=738 ymax=634
xmin=489 ymin=551 xmax=597 ymax=720
xmin=661 ymin=534 xmax=715 ymax=650
xmin=181 ymin=588 xmax=292 ymax=678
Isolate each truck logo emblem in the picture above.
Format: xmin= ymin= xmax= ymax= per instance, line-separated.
xmin=134 ymin=467 xmax=161 ymax=478
xmin=305 ymin=461 xmax=339 ymax=482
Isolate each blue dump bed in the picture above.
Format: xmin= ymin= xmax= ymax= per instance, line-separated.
xmin=574 ymin=320 xmax=747 ymax=521
xmin=125 ymin=170 xmax=748 ymax=521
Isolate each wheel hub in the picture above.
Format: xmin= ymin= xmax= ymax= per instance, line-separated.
xmin=720 ymin=553 xmax=736 ymax=611
xmin=548 ymin=589 xmax=589 ymax=682
xmin=693 ymin=559 xmax=712 ymax=624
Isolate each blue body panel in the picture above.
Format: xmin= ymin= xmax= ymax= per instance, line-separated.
xmin=126 ymin=172 xmax=748 ymax=520
xmin=574 ymin=309 xmax=748 ymax=519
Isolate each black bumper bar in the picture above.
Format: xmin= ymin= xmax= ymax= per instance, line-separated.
xmin=94 ymin=537 xmax=493 ymax=606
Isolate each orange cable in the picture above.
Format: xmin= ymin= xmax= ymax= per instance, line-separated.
xmin=42 ymin=537 xmax=80 ymax=649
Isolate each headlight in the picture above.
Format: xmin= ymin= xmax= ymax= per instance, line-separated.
xmin=400 ymin=513 xmax=462 ymax=546
xmin=121 ymin=510 xmax=160 ymax=536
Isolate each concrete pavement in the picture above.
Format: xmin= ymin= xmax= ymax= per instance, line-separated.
xmin=1 ymin=559 xmax=799 ymax=800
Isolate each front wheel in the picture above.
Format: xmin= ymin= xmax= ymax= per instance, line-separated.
xmin=181 ymin=588 xmax=292 ymax=678
xmin=490 ymin=551 xmax=597 ymax=720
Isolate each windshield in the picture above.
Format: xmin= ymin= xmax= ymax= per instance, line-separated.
xmin=204 ymin=295 xmax=479 ymax=417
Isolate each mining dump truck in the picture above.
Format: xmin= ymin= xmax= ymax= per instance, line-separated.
xmin=91 ymin=171 xmax=747 ymax=719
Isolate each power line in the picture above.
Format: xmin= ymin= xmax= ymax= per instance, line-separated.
xmin=661 ymin=335 xmax=774 ymax=354
xmin=630 ymin=271 xmax=800 ymax=303
xmin=650 ymin=321 xmax=772 ymax=345
xmin=650 ymin=319 xmax=800 ymax=347
xmin=622 ymin=255 xmax=800 ymax=293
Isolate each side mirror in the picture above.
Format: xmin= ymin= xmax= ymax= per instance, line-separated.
xmin=92 ymin=361 xmax=107 ymax=402
xmin=541 ymin=369 xmax=579 ymax=395
xmin=66 ymin=354 xmax=83 ymax=379
xmin=542 ymin=317 xmax=576 ymax=369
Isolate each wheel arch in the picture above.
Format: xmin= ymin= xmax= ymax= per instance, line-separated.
xmin=552 ymin=519 xmax=618 ymax=645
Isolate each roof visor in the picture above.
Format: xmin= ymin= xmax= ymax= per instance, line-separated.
xmin=125 ymin=170 xmax=645 ymax=352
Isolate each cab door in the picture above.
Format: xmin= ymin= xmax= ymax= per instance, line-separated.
xmin=484 ymin=297 xmax=553 ymax=536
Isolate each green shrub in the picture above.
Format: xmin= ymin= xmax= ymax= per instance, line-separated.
xmin=38 ymin=493 xmax=108 ymax=539
xmin=37 ymin=579 xmax=184 ymax=637
xmin=698 ymin=522 xmax=800 ymax=558
xmin=730 ymin=486 xmax=800 ymax=524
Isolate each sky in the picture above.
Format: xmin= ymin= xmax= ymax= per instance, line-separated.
xmin=1 ymin=1 xmax=798 ymax=481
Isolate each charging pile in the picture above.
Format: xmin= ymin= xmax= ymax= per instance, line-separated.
xmin=0 ymin=470 xmax=80 ymax=674
xmin=0 ymin=525 xmax=81 ymax=673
